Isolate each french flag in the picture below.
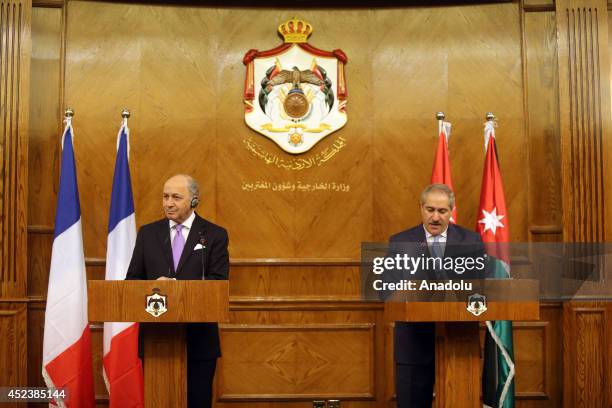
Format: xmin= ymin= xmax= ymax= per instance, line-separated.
xmin=42 ymin=116 xmax=95 ymax=407
xmin=103 ymin=116 xmax=144 ymax=407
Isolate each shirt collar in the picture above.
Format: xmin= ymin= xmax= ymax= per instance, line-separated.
xmin=423 ymin=225 xmax=448 ymax=240
xmin=169 ymin=211 xmax=196 ymax=230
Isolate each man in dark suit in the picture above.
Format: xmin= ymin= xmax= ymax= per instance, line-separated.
xmin=389 ymin=184 xmax=484 ymax=407
xmin=126 ymin=174 xmax=229 ymax=408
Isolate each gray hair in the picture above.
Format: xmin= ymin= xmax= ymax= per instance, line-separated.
xmin=420 ymin=183 xmax=455 ymax=209
xmin=185 ymin=175 xmax=200 ymax=199
xmin=168 ymin=174 xmax=200 ymax=199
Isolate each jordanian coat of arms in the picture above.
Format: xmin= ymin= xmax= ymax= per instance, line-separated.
xmin=243 ymin=18 xmax=348 ymax=154
xmin=145 ymin=288 xmax=168 ymax=317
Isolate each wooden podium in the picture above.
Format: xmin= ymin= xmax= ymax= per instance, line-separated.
xmin=385 ymin=279 xmax=539 ymax=408
xmin=88 ymin=280 xmax=229 ymax=408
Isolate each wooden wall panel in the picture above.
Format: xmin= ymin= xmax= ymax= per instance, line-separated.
xmin=373 ymin=4 xmax=527 ymax=242
xmin=0 ymin=304 xmax=27 ymax=386
xmin=563 ymin=302 xmax=611 ymax=408
xmin=229 ymin=263 xmax=360 ymax=299
xmin=556 ymin=0 xmax=612 ymax=242
xmin=28 ymin=6 xmax=60 ymax=228
xmin=523 ymin=10 xmax=563 ymax=241
xmin=26 ymin=230 xmax=52 ymax=298
xmin=60 ymin=2 xmax=530 ymax=259
xmin=219 ymin=324 xmax=374 ymax=400
xmin=27 ymin=5 xmax=61 ymax=301
xmin=25 ymin=8 xmax=60 ymax=404
xmin=0 ymin=0 xmax=32 ymax=399
xmin=0 ymin=0 xmax=31 ymax=298
xmin=64 ymin=2 xmax=219 ymax=258
xmin=514 ymin=303 xmax=563 ymax=407
xmin=27 ymin=301 xmax=45 ymax=396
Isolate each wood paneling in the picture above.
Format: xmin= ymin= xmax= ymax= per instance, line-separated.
xmin=28 ymin=6 xmax=60 ymax=228
xmin=230 ymin=264 xmax=361 ymax=299
xmin=26 ymin=301 xmax=45 ymax=388
xmin=63 ymin=2 xmax=220 ymax=258
xmin=0 ymin=0 xmax=31 ymax=298
xmin=0 ymin=0 xmax=31 ymax=400
xmin=514 ymin=303 xmax=563 ymax=407
xmin=219 ymin=324 xmax=374 ymax=400
xmin=58 ymin=2 xmax=530 ymax=259
xmin=523 ymin=0 xmax=555 ymax=12
xmin=563 ymin=302 xmax=611 ymax=408
xmin=20 ymin=1 xmax=612 ymax=407
xmin=373 ymin=4 xmax=527 ymax=242
xmin=0 ymin=303 xmax=27 ymax=386
xmin=524 ymin=10 xmax=563 ymax=241
xmin=556 ymin=0 xmax=612 ymax=242
xmin=27 ymin=230 xmax=52 ymax=297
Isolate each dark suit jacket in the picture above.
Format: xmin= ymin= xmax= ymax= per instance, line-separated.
xmin=126 ymin=212 xmax=229 ymax=360
xmin=390 ymin=223 xmax=484 ymax=364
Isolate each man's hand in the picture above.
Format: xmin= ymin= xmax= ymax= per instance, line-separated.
xmin=156 ymin=276 xmax=176 ymax=280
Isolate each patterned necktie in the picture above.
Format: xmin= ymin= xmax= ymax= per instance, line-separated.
xmin=172 ymin=224 xmax=185 ymax=272
xmin=431 ymin=235 xmax=444 ymax=259
xmin=431 ymin=235 xmax=445 ymax=280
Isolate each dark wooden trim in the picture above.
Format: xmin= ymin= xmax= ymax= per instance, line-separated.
xmin=516 ymin=391 xmax=549 ymax=399
xmin=27 ymin=225 xmax=54 ymax=234
xmin=231 ymin=258 xmax=361 ymax=266
xmin=229 ymin=298 xmax=384 ymax=311
xmin=32 ymin=0 xmax=63 ymax=7
xmin=85 ymin=257 xmax=106 ymax=266
xmin=529 ymin=225 xmax=563 ymax=234
xmin=523 ymin=3 xmax=555 ymax=12
xmin=0 ymin=298 xmax=30 ymax=303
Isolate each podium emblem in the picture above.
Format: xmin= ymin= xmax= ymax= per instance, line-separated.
xmin=466 ymin=293 xmax=487 ymax=316
xmin=145 ymin=288 xmax=168 ymax=317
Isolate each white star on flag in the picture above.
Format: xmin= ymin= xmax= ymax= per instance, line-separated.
xmin=478 ymin=207 xmax=505 ymax=235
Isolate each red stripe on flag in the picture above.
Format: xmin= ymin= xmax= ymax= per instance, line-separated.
xmin=431 ymin=130 xmax=457 ymax=223
xmin=44 ymin=327 xmax=95 ymax=407
xmin=103 ymin=323 xmax=144 ymax=408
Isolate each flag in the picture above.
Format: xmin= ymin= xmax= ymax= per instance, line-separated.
xmin=431 ymin=118 xmax=457 ymax=223
xmin=477 ymin=120 xmax=515 ymax=408
xmin=42 ymin=116 xmax=95 ymax=407
xmin=103 ymin=117 xmax=144 ymax=407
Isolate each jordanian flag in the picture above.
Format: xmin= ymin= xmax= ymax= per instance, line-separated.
xmin=431 ymin=117 xmax=457 ymax=223
xmin=477 ymin=120 xmax=515 ymax=408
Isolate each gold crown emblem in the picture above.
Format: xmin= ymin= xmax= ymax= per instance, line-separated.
xmin=278 ymin=18 xmax=312 ymax=43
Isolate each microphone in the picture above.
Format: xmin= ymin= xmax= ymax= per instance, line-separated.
xmin=163 ymin=231 xmax=175 ymax=278
xmin=198 ymin=230 xmax=207 ymax=279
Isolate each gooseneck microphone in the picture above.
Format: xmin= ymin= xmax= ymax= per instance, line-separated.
xmin=163 ymin=231 xmax=175 ymax=278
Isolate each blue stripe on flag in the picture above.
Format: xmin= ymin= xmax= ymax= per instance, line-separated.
xmin=108 ymin=127 xmax=135 ymax=233
xmin=54 ymin=126 xmax=81 ymax=238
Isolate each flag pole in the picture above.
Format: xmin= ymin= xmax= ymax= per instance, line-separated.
xmin=65 ymin=107 xmax=74 ymax=118
xmin=484 ymin=112 xmax=496 ymax=152
xmin=121 ymin=109 xmax=130 ymax=119
xmin=436 ymin=111 xmax=445 ymax=135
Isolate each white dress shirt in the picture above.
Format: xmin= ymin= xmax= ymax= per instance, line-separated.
xmin=169 ymin=210 xmax=195 ymax=243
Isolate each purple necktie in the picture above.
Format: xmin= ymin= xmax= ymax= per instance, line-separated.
xmin=172 ymin=224 xmax=185 ymax=271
